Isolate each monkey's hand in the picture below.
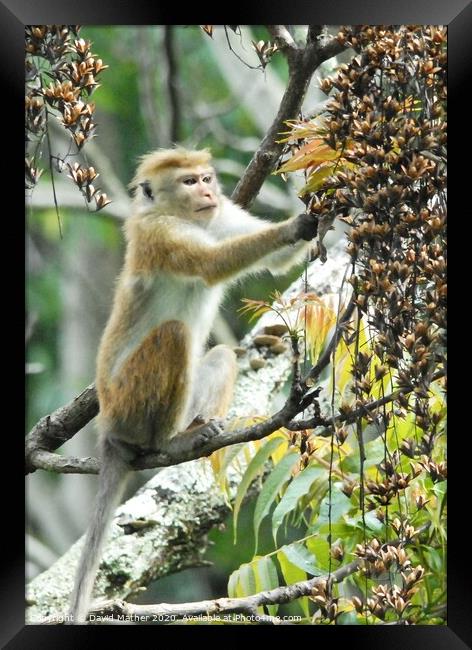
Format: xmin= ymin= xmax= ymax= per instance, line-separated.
xmin=289 ymin=213 xmax=319 ymax=243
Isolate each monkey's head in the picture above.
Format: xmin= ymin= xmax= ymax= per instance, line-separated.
xmin=130 ymin=147 xmax=221 ymax=221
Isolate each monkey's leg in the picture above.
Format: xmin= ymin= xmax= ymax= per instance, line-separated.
xmin=185 ymin=344 xmax=238 ymax=427
xmin=99 ymin=320 xmax=192 ymax=450
xmin=162 ymin=345 xmax=237 ymax=454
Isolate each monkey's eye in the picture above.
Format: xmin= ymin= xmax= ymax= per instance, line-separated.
xmin=202 ymin=175 xmax=212 ymax=183
xmin=183 ymin=178 xmax=197 ymax=186
xmin=139 ymin=180 xmax=154 ymax=200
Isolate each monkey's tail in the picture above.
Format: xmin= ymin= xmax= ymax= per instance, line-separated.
xmin=69 ymin=437 xmax=131 ymax=624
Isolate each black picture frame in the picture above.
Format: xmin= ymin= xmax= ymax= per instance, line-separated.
xmin=12 ymin=2 xmax=467 ymax=647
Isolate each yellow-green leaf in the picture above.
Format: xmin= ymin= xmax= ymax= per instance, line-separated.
xmin=272 ymin=465 xmax=324 ymax=544
xmin=277 ymin=550 xmax=310 ymax=617
xmin=233 ymin=435 xmax=286 ymax=543
xmin=253 ymin=450 xmax=299 ymax=553
xmin=280 ymin=542 xmax=323 ymax=575
xmin=253 ymin=556 xmax=279 ymax=616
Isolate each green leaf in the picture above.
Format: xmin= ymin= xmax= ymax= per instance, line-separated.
xmin=363 ymin=510 xmax=384 ymax=533
xmin=337 ymin=610 xmax=359 ymax=625
xmin=431 ymin=482 xmax=447 ymax=499
xmin=306 ymin=537 xmax=331 ymax=572
xmin=253 ymin=450 xmax=299 ymax=553
xmin=272 ymin=465 xmax=324 ymax=544
xmin=233 ymin=435 xmax=286 ymax=542
xmin=317 ymin=485 xmax=353 ymax=526
xmin=277 ymin=550 xmax=310 ymax=617
xmin=227 ymin=569 xmax=239 ymax=598
xmin=317 ymin=521 xmax=356 ymax=537
xmin=422 ymin=546 xmax=444 ymax=574
xmin=254 ymin=556 xmax=279 ymax=616
xmin=280 ymin=542 xmax=323 ymax=576
xmin=239 ymin=562 xmax=257 ymax=597
xmin=344 ymin=511 xmax=384 ymax=534
xmin=219 ymin=443 xmax=245 ymax=479
xmin=343 ymin=436 xmax=386 ymax=473
xmin=228 ymin=562 xmax=258 ymax=599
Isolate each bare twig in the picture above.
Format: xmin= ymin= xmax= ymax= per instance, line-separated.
xmin=223 ymin=26 xmax=261 ymax=71
xmin=94 ymin=567 xmax=356 ymax=622
xmin=45 ymin=109 xmax=63 ymax=238
xmin=305 ymin=369 xmax=446 ymax=439
xmin=41 ymin=558 xmax=360 ymax=624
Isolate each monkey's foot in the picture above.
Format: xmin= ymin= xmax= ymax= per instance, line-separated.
xmin=190 ymin=418 xmax=224 ymax=448
xmin=185 ymin=414 xmax=206 ymax=432
xmin=164 ymin=419 xmax=225 ymax=456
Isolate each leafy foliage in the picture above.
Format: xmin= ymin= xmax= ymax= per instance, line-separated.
xmin=221 ymin=25 xmax=446 ymax=625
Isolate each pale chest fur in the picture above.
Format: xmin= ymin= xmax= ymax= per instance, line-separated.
xmin=106 ymin=272 xmax=225 ymax=379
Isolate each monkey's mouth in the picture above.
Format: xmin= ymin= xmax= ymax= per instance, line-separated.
xmin=195 ymin=205 xmax=217 ymax=212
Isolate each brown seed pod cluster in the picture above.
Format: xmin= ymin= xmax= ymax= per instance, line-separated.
xmin=311 ymin=578 xmax=339 ymax=622
xmin=277 ymin=36 xmax=446 ymax=613
xmin=323 ymin=26 xmax=446 ymax=369
xmin=283 ymin=26 xmax=446 ymax=502
xmin=25 ymin=25 xmax=110 ymax=210
xmin=352 ymin=535 xmax=425 ymax=622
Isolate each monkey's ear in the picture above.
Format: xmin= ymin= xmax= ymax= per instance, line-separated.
xmin=139 ymin=180 xmax=154 ymax=200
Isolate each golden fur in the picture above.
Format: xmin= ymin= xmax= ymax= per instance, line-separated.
xmin=97 ymin=320 xmax=191 ymax=449
xmin=129 ymin=147 xmax=212 ymax=191
xmin=123 ymin=214 xmax=292 ymax=283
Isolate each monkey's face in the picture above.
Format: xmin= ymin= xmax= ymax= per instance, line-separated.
xmin=170 ymin=166 xmax=220 ymax=221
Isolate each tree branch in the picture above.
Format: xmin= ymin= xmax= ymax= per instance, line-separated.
xmin=41 ymin=524 xmax=429 ymax=624
xmin=266 ymin=25 xmax=297 ymax=53
xmin=25 ymin=384 xmax=98 ymax=474
xmin=26 ymin=381 xmax=308 ymax=476
xmin=164 ymin=25 xmax=181 ymax=143
xmin=231 ymin=30 xmax=349 ymax=208
xmin=90 ymin=559 xmax=361 ymax=623
xmin=29 ymin=449 xmax=101 ymax=474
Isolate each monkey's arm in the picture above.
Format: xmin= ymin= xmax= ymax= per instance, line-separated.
xmin=212 ymin=198 xmax=312 ymax=275
xmin=127 ymin=213 xmax=315 ymax=285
